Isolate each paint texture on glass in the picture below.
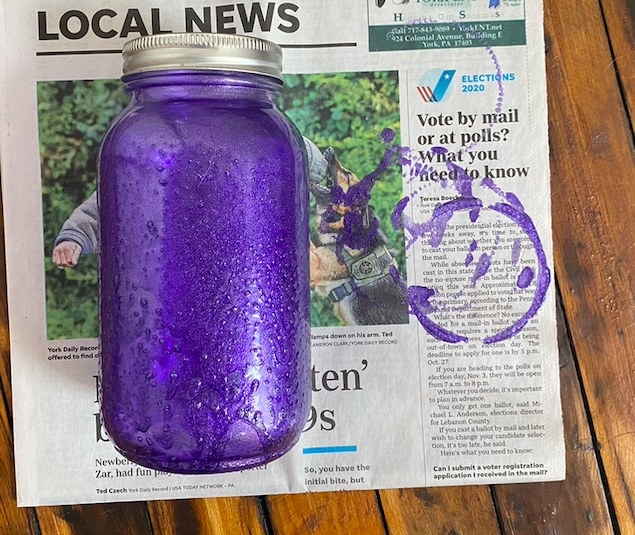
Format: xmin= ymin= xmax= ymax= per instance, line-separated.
xmin=99 ymin=72 xmax=311 ymax=474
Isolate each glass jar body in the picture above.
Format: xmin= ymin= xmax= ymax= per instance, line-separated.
xmin=98 ymin=71 xmax=311 ymax=474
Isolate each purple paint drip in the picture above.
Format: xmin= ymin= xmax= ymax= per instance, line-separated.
xmin=465 ymin=239 xmax=478 ymax=266
xmin=326 ymin=144 xmax=401 ymax=262
xmin=391 ymin=196 xmax=411 ymax=230
xmin=429 ymin=207 xmax=454 ymax=248
xmin=517 ymin=266 xmax=535 ymax=289
xmin=481 ymin=177 xmax=524 ymax=211
xmin=446 ymin=160 xmax=474 ymax=198
xmin=471 ymin=252 xmax=492 ymax=287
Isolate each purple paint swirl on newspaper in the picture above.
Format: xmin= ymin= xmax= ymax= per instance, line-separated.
xmin=336 ymin=130 xmax=550 ymax=345
xmin=391 ymin=143 xmax=550 ymax=345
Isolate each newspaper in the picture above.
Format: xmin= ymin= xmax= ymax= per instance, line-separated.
xmin=0 ymin=0 xmax=564 ymax=506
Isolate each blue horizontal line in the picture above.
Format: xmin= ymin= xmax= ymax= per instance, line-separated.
xmin=302 ymin=445 xmax=357 ymax=455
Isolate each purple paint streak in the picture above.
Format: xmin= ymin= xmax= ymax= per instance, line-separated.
xmin=325 ymin=143 xmax=401 ymax=262
xmin=471 ymin=252 xmax=492 ymax=287
xmin=407 ymin=286 xmax=468 ymax=344
xmin=465 ymin=239 xmax=478 ymax=266
xmin=483 ymin=202 xmax=551 ymax=344
xmin=517 ymin=266 xmax=535 ymax=289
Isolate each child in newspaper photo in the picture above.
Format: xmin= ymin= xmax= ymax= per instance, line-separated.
xmin=51 ymin=191 xmax=98 ymax=269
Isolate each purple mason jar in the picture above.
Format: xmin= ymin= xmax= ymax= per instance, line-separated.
xmin=98 ymin=33 xmax=311 ymax=474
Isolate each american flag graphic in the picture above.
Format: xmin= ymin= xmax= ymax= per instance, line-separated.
xmin=416 ymin=86 xmax=437 ymax=102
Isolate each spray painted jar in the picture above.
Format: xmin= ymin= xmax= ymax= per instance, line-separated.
xmin=98 ymin=33 xmax=311 ymax=474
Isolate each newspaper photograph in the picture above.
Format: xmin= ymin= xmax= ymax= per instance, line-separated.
xmin=0 ymin=0 xmax=565 ymax=506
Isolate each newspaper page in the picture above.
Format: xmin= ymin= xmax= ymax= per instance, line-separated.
xmin=0 ymin=0 xmax=564 ymax=506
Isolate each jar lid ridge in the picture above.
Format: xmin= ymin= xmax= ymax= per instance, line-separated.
xmin=122 ymin=33 xmax=282 ymax=80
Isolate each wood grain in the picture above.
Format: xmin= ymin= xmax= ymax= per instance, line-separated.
xmin=0 ymin=375 xmax=37 ymax=534
xmin=266 ymin=491 xmax=386 ymax=535
xmin=600 ymin=0 xmax=635 ymax=123
xmin=36 ymin=503 xmax=152 ymax=535
xmin=147 ymin=497 xmax=268 ymax=535
xmin=545 ymin=0 xmax=635 ymax=531
xmin=380 ymin=486 xmax=500 ymax=534
xmin=492 ymin=299 xmax=614 ymax=534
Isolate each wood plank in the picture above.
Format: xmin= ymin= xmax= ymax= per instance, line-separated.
xmin=266 ymin=491 xmax=386 ymax=535
xmin=492 ymin=299 xmax=614 ymax=534
xmin=544 ymin=0 xmax=635 ymax=531
xmin=0 ymin=376 xmax=37 ymax=534
xmin=147 ymin=497 xmax=268 ymax=535
xmin=36 ymin=503 xmax=152 ymax=535
xmin=600 ymin=0 xmax=635 ymax=123
xmin=380 ymin=486 xmax=500 ymax=534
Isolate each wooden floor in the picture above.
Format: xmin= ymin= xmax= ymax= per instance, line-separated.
xmin=1 ymin=0 xmax=635 ymax=532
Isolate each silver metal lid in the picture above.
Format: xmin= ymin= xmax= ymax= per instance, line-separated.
xmin=122 ymin=33 xmax=282 ymax=80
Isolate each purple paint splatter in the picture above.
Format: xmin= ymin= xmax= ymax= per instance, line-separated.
xmin=471 ymin=252 xmax=492 ymax=287
xmin=322 ymin=27 xmax=547 ymax=347
xmin=389 ymin=146 xmax=551 ymax=344
xmin=465 ymin=239 xmax=478 ymax=266
xmin=517 ymin=266 xmax=535 ymax=289
xmin=380 ymin=20 xmax=542 ymax=345
xmin=382 ymin=128 xmax=396 ymax=143
xmin=320 ymin=143 xmax=401 ymax=262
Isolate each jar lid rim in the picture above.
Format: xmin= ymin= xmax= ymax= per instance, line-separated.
xmin=122 ymin=33 xmax=283 ymax=80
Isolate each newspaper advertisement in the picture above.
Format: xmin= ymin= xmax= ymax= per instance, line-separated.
xmin=0 ymin=0 xmax=564 ymax=506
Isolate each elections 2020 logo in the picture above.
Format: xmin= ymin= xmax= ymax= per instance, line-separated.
xmin=417 ymin=69 xmax=456 ymax=103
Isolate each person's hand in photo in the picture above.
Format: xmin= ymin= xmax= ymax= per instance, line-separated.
xmin=52 ymin=240 xmax=81 ymax=268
